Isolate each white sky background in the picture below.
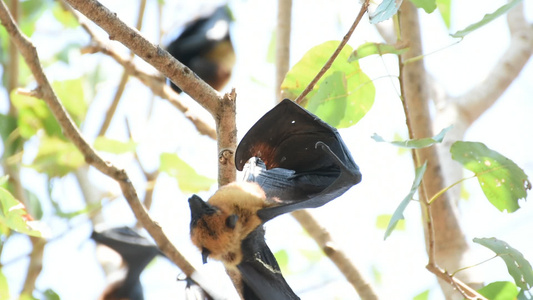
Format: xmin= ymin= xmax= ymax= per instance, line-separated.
xmin=1 ymin=0 xmax=533 ymax=299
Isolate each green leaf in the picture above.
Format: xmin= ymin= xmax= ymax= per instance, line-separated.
xmin=51 ymin=198 xmax=101 ymax=219
xmin=370 ymin=0 xmax=401 ymax=24
xmin=376 ymin=214 xmax=405 ymax=231
xmin=451 ymin=141 xmax=530 ymax=212
xmin=43 ymin=289 xmax=61 ymax=300
xmin=52 ymin=78 xmax=87 ymax=126
xmin=52 ymin=2 xmax=79 ymax=28
xmin=409 ymin=0 xmax=437 ymax=14
xmin=94 ymin=137 xmax=138 ymax=154
xmin=477 ymin=281 xmax=519 ymax=300
xmin=0 ymin=114 xmax=24 ymax=159
xmin=349 ymin=42 xmax=408 ymax=62
xmin=372 ymin=126 xmax=452 ymax=148
xmin=160 ymin=153 xmax=216 ymax=193
xmin=384 ymin=162 xmax=427 ymax=240
xmin=266 ymin=30 xmax=276 ymax=64
xmin=26 ymin=189 xmax=43 ymax=220
xmin=413 ymin=289 xmax=430 ymax=300
xmin=11 ymin=92 xmax=62 ymax=139
xmin=0 ymin=187 xmax=43 ymax=237
xmin=0 ymin=176 xmax=8 ymax=186
xmin=436 ymin=0 xmax=451 ymax=29
xmin=473 ymin=238 xmax=533 ymax=291
xmin=451 ymin=0 xmax=523 ymax=38
xmin=282 ymin=41 xmax=374 ymax=128
xmin=0 ymin=269 xmax=8 ymax=300
xmin=274 ymin=249 xmax=289 ymax=270
xmin=30 ymin=136 xmax=85 ymax=177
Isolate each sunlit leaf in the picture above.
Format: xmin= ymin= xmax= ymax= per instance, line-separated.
xmin=30 ymin=136 xmax=85 ymax=177
xmin=274 ymin=249 xmax=289 ymax=270
xmin=477 ymin=281 xmax=519 ymax=300
xmin=0 ymin=269 xmax=8 ymax=300
xmin=451 ymin=0 xmax=523 ymax=38
xmin=19 ymin=0 xmax=50 ymax=37
xmin=0 ymin=187 xmax=43 ymax=237
xmin=376 ymin=214 xmax=405 ymax=231
xmin=51 ymin=198 xmax=101 ymax=219
xmin=0 ymin=176 xmax=7 ymax=186
xmin=348 ymin=42 xmax=408 ymax=62
xmin=11 ymin=92 xmax=62 ymax=139
xmin=282 ymin=41 xmax=374 ymax=128
xmin=474 ymin=238 xmax=533 ymax=291
xmin=160 ymin=153 xmax=216 ymax=193
xmin=370 ymin=0 xmax=402 ymax=24
xmin=371 ymin=265 xmax=382 ymax=285
xmin=436 ymin=0 xmax=451 ymax=28
xmin=266 ymin=30 xmax=276 ymax=64
xmin=52 ymin=78 xmax=87 ymax=126
xmin=451 ymin=141 xmax=530 ymax=212
xmin=410 ymin=0 xmax=437 ymax=13
xmin=52 ymin=2 xmax=79 ymax=28
xmin=413 ymin=289 xmax=430 ymax=300
xmin=26 ymin=189 xmax=43 ymax=220
xmin=94 ymin=137 xmax=138 ymax=154
xmin=0 ymin=114 xmax=23 ymax=159
xmin=372 ymin=126 xmax=452 ymax=148
xmin=384 ymin=162 xmax=427 ymax=240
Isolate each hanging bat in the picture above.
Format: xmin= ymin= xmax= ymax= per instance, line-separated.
xmin=91 ymin=226 xmax=164 ymax=300
xmin=166 ymin=5 xmax=235 ymax=94
xmin=188 ymin=99 xmax=361 ymax=299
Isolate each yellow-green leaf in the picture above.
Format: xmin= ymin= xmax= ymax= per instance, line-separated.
xmin=30 ymin=136 xmax=85 ymax=177
xmin=94 ymin=137 xmax=138 ymax=154
xmin=0 ymin=187 xmax=43 ymax=237
xmin=160 ymin=153 xmax=216 ymax=193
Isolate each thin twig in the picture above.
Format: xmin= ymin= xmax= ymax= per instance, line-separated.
xmin=275 ymin=0 xmax=292 ymax=102
xmin=97 ymin=0 xmax=147 ymax=137
xmin=294 ymin=0 xmax=370 ymax=105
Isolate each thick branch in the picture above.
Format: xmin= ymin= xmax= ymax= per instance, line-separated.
xmin=65 ymin=3 xmax=217 ymax=140
xmin=451 ymin=2 xmax=533 ymax=126
xmin=292 ymin=211 xmax=378 ymax=300
xmin=398 ymin=2 xmax=480 ymax=299
xmin=63 ymin=0 xmax=222 ymax=115
xmin=275 ymin=0 xmax=292 ymax=101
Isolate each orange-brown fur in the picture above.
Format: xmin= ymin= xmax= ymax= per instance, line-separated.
xmin=190 ymin=182 xmax=270 ymax=267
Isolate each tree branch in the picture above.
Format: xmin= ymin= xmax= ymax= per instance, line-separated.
xmin=276 ymin=0 xmax=292 ymax=101
xmin=292 ymin=211 xmax=378 ymax=299
xmin=63 ymin=2 xmax=217 ymax=140
xmin=0 ymin=1 xmax=215 ymax=294
xmin=397 ymin=2 xmax=484 ymax=299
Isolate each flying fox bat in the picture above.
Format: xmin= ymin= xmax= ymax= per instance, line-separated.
xmin=91 ymin=226 xmax=163 ymax=300
xmin=188 ymin=99 xmax=361 ymax=299
xmin=166 ymin=5 xmax=235 ymax=94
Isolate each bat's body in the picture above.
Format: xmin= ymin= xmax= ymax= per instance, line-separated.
xmin=166 ymin=5 xmax=235 ymax=93
xmin=92 ymin=227 xmax=162 ymax=300
xmin=189 ymin=99 xmax=361 ymax=299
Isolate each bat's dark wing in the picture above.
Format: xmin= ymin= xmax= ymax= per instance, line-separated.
xmin=166 ymin=5 xmax=234 ymax=93
xmin=92 ymin=226 xmax=163 ymax=299
xmin=235 ymin=99 xmax=362 ymax=222
xmin=237 ymin=227 xmax=300 ymax=300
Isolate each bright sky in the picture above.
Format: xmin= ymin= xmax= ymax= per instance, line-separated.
xmin=1 ymin=0 xmax=533 ymax=299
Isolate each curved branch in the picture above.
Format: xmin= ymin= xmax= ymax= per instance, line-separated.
xmin=451 ymin=2 xmax=533 ymax=126
xmin=62 ymin=0 xmax=222 ymax=115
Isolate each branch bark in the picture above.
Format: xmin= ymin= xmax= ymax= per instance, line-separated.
xmin=275 ymin=0 xmax=292 ymax=101
xmin=397 ymin=2 xmax=484 ymax=299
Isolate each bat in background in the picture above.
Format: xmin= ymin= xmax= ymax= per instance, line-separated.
xmin=166 ymin=5 xmax=235 ymax=94
xmin=91 ymin=226 xmax=163 ymax=300
xmin=188 ymin=99 xmax=362 ymax=299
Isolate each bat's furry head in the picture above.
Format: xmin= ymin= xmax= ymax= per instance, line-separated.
xmin=188 ymin=182 xmax=268 ymax=267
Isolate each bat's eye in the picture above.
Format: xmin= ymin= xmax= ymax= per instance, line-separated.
xmin=225 ymin=214 xmax=238 ymax=229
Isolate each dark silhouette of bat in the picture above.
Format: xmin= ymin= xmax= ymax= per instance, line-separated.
xmin=166 ymin=5 xmax=235 ymax=94
xmin=92 ymin=226 xmax=163 ymax=300
xmin=188 ymin=99 xmax=361 ymax=299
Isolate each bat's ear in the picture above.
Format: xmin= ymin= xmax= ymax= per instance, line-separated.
xmin=188 ymin=195 xmax=217 ymax=228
